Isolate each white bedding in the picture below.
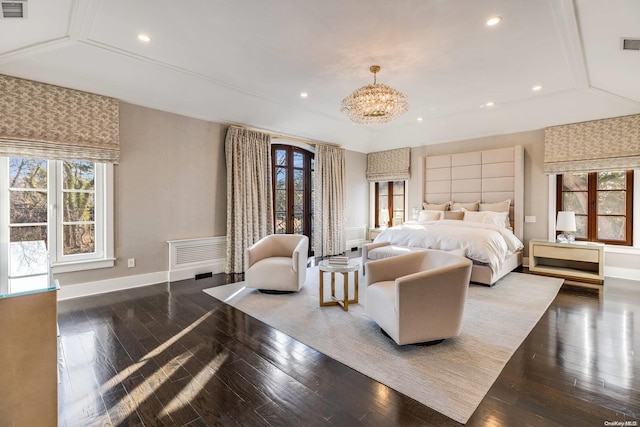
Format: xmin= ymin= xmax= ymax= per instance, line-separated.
xmin=373 ymin=220 xmax=524 ymax=274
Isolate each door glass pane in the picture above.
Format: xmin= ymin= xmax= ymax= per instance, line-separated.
xmin=275 ymin=167 xmax=286 ymax=190
xmin=63 ymin=193 xmax=95 ymax=222
xmin=10 ymin=191 xmax=47 ymax=223
xmin=563 ymin=191 xmax=588 ymax=215
xmin=293 ymin=212 xmax=303 ymax=234
xmin=63 ymin=161 xmax=95 ymax=190
xmin=275 ymin=189 xmax=287 ymax=212
xmin=294 ymin=190 xmax=303 ymax=210
xmin=63 ymin=224 xmax=95 ymax=255
xmin=275 ymin=212 xmax=286 ymax=234
xmin=393 ymin=181 xmax=405 ymax=195
xmin=9 ymin=226 xmax=48 ymax=276
xmin=294 ymin=169 xmax=303 ymax=190
xmin=275 ymin=149 xmax=287 ymax=166
xmin=597 ymin=171 xmax=625 ymax=190
xmin=378 ymin=182 xmax=388 ymax=196
xmin=598 ymin=216 xmax=625 ymax=241
xmin=598 ymin=191 xmax=626 ymax=215
xmin=9 ymin=158 xmax=47 ymax=189
xmin=562 ymin=173 xmax=587 ymax=191
xmin=293 ymin=151 xmax=303 ymax=168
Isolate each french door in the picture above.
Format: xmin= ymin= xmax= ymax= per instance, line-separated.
xmin=272 ymin=145 xmax=314 ymax=254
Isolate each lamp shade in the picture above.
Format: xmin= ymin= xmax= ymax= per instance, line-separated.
xmin=556 ymin=211 xmax=577 ymax=232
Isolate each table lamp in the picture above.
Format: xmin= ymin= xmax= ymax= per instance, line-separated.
xmin=556 ymin=211 xmax=577 ymax=243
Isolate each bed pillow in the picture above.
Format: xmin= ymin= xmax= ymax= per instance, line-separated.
xmin=479 ymin=199 xmax=511 ymax=212
xmin=418 ymin=210 xmax=444 ymax=221
xmin=443 ymin=211 xmax=464 ymax=220
xmin=482 ymin=211 xmax=510 ymax=227
xmin=422 ymin=202 xmax=450 ymax=211
xmin=451 ymin=201 xmax=480 ymax=212
xmin=461 ymin=209 xmax=487 ymax=223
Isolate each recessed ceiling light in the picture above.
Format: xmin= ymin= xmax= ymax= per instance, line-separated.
xmin=300 ymin=92 xmax=308 ymax=98
xmin=486 ymin=16 xmax=502 ymax=26
xmin=532 ymin=85 xmax=542 ymax=91
xmin=417 ymin=117 xmax=423 ymax=122
xmin=485 ymin=101 xmax=495 ymax=107
xmin=137 ymin=34 xmax=151 ymax=43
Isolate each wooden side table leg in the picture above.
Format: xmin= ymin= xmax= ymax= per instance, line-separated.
xmin=343 ymin=272 xmax=349 ymax=311
xmin=331 ymin=272 xmax=336 ymax=299
xmin=319 ymin=269 xmax=324 ymax=307
xmin=354 ymin=270 xmax=359 ymax=304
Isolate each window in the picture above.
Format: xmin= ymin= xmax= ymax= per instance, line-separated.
xmin=1 ymin=157 xmax=114 ymax=293
xmin=374 ymin=181 xmax=405 ymax=228
xmin=556 ymin=170 xmax=633 ymax=246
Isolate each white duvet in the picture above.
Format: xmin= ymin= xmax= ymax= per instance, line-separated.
xmin=373 ymin=220 xmax=524 ymax=274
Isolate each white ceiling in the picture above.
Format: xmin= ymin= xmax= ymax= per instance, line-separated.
xmin=1 ymin=0 xmax=639 ymax=153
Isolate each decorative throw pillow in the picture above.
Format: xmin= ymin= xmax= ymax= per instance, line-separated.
xmin=418 ymin=210 xmax=443 ymax=221
xmin=443 ymin=211 xmax=464 ymax=220
xmin=479 ymin=199 xmax=511 ymax=212
xmin=451 ymin=201 xmax=480 ymax=211
xmin=461 ymin=208 xmax=487 ymax=223
xmin=422 ymin=201 xmax=450 ymax=211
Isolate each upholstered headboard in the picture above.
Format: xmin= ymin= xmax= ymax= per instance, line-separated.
xmin=423 ymin=146 xmax=524 ymax=241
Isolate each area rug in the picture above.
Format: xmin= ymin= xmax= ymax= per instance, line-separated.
xmin=203 ymin=264 xmax=563 ymax=424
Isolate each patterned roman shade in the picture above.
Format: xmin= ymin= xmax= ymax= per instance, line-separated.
xmin=366 ymin=147 xmax=411 ymax=182
xmin=544 ymin=114 xmax=640 ymax=174
xmin=0 ymin=74 xmax=120 ymax=163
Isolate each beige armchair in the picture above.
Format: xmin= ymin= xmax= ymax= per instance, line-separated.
xmin=245 ymin=234 xmax=309 ymax=292
xmin=364 ymin=250 xmax=473 ymax=345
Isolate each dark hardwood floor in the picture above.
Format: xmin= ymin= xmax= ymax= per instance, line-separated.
xmin=57 ymin=270 xmax=640 ymax=426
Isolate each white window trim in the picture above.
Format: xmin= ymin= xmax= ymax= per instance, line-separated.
xmin=51 ymin=163 xmax=115 ymax=273
xmin=547 ymin=170 xmax=639 ymax=251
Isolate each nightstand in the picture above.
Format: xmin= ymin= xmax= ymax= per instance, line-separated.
xmin=529 ymin=239 xmax=604 ymax=285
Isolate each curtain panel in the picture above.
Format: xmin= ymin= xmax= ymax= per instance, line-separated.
xmin=314 ymin=145 xmax=346 ymax=257
xmin=225 ymin=127 xmax=274 ymax=273
xmin=0 ymin=74 xmax=120 ymax=163
xmin=366 ymin=147 xmax=411 ymax=182
xmin=544 ymin=114 xmax=640 ymax=174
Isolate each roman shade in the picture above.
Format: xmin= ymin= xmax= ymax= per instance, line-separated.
xmin=366 ymin=147 xmax=410 ymax=182
xmin=544 ymin=114 xmax=640 ymax=174
xmin=0 ymin=74 xmax=120 ymax=163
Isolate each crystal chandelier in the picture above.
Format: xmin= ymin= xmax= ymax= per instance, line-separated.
xmin=340 ymin=65 xmax=409 ymax=124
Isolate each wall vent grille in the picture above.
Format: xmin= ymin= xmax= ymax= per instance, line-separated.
xmin=167 ymin=237 xmax=227 ymax=281
xmin=1 ymin=1 xmax=27 ymax=19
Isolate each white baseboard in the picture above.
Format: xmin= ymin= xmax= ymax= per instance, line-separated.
xmin=346 ymin=238 xmax=367 ymax=251
xmin=57 ymin=271 xmax=168 ymax=301
xmin=168 ymin=260 xmax=226 ymax=282
xmin=605 ymin=266 xmax=640 ymax=281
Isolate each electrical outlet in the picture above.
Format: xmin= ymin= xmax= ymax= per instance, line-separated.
xmin=127 ymin=258 xmax=135 ymax=268
xmin=525 ymin=216 xmax=536 ymax=223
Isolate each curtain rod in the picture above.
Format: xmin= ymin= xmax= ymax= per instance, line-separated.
xmin=229 ymin=125 xmax=340 ymax=148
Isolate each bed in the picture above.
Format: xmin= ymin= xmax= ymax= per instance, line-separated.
xmin=364 ymin=145 xmax=525 ymax=286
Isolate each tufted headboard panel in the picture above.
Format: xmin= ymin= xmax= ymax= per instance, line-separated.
xmin=423 ymin=146 xmax=524 ymax=241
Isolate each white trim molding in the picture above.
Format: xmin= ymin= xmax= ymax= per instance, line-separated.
xmin=57 ymin=271 xmax=167 ymax=301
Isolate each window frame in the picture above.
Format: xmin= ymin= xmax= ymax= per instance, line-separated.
xmin=0 ymin=157 xmax=115 ymax=280
xmin=374 ymin=181 xmax=406 ymax=228
xmin=556 ymin=170 xmax=633 ymax=246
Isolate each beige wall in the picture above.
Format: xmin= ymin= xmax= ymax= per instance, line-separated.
xmin=344 ymin=149 xmax=369 ymax=229
xmin=57 ymin=103 xmax=227 ymax=286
